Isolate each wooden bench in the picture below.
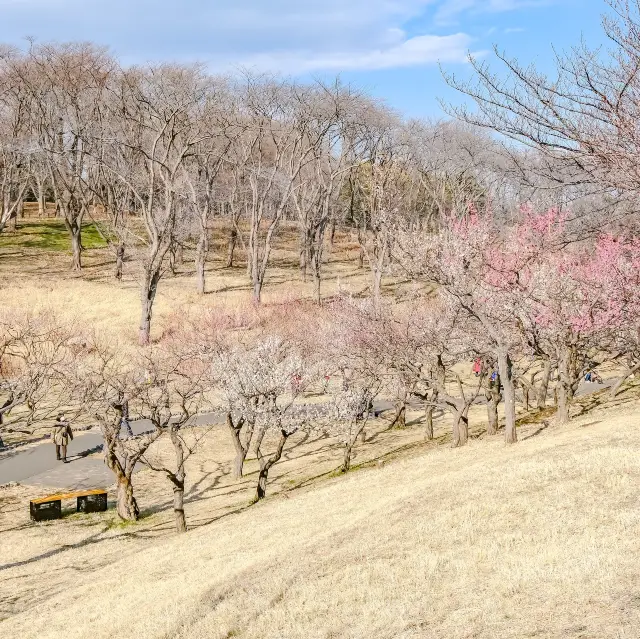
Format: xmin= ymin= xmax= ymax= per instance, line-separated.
xmin=30 ymin=489 xmax=108 ymax=522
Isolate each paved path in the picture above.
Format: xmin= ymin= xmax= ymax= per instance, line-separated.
xmin=575 ymin=379 xmax=611 ymax=397
xmin=0 ymin=419 xmax=171 ymax=490
xmin=0 ymin=384 xmax=612 ymax=492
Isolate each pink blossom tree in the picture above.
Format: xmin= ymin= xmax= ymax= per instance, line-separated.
xmin=305 ymin=297 xmax=389 ymax=468
xmin=398 ymin=209 xmax=532 ymax=443
xmin=388 ymin=297 xmax=487 ymax=446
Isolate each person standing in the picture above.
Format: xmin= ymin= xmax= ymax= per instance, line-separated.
xmin=52 ymin=414 xmax=73 ymax=463
xmin=121 ymin=398 xmax=133 ymax=438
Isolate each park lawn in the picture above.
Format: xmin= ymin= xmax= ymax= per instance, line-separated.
xmin=0 ymin=219 xmax=107 ymax=252
xmin=0 ymin=220 xmax=377 ymax=345
xmin=1 ymin=217 xmax=638 ymax=637
xmin=1 ymin=389 xmax=640 ymax=638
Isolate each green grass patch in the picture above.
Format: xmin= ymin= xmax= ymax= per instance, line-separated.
xmin=515 ymin=406 xmax=557 ymax=427
xmin=0 ymin=219 xmax=107 ymax=252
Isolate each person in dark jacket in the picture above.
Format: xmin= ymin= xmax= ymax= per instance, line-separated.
xmin=52 ymin=414 xmax=73 ymax=463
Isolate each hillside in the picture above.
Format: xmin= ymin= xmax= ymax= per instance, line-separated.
xmin=2 ymin=399 xmax=640 ymax=639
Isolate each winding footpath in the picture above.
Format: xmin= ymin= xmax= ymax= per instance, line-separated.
xmin=0 ymin=383 xmax=611 ymax=492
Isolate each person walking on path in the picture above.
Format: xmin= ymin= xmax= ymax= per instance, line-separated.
xmin=52 ymin=414 xmax=73 ymax=463
xmin=119 ymin=398 xmax=133 ymax=438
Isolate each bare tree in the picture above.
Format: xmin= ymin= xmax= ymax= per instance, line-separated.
xmin=443 ymin=0 xmax=640 ymax=221
xmin=215 ymin=332 xmax=314 ymax=496
xmin=317 ymin=298 xmax=387 ymax=466
xmin=229 ymin=75 xmax=341 ymax=302
xmin=135 ymin=339 xmax=213 ymax=532
xmin=292 ymin=82 xmax=363 ymax=303
xmin=73 ymin=340 xmax=159 ymax=520
xmin=345 ymin=109 xmax=416 ymax=307
xmin=7 ymin=42 xmax=115 ymax=269
xmin=182 ymin=84 xmax=232 ymax=295
xmin=0 ymin=46 xmax=35 ymax=232
xmin=103 ymin=63 xmax=211 ymax=343
xmin=0 ymin=311 xmax=74 ymax=447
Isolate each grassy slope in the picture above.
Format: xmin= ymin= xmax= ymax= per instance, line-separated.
xmin=2 ymin=405 xmax=640 ymax=639
xmin=1 ymin=220 xmax=639 ymax=637
xmin=0 ymin=219 xmax=370 ymax=346
xmin=0 ymin=220 xmax=107 ymax=251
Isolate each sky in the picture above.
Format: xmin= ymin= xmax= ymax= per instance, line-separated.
xmin=0 ymin=0 xmax=607 ymax=118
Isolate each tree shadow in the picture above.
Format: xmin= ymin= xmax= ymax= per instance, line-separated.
xmin=67 ymin=444 xmax=103 ymax=462
xmin=521 ymin=422 xmax=550 ymax=441
xmin=0 ymin=527 xmax=110 ymax=572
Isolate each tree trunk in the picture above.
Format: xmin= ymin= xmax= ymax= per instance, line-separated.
xmin=170 ymin=427 xmax=187 ymax=533
xmin=451 ymin=405 xmax=469 ymax=448
xmin=38 ymin=192 xmax=46 ymax=218
xmin=389 ymin=401 xmax=406 ymax=429
xmin=342 ymin=418 xmax=366 ymax=473
xmin=609 ymin=361 xmax=640 ymax=399
xmin=71 ymin=228 xmax=82 ymax=271
xmin=103 ymin=438 xmax=139 ymax=520
xmin=256 ymin=429 xmax=289 ymax=501
xmin=522 ymin=383 xmax=530 ymax=411
xmin=312 ymin=267 xmax=321 ymax=305
xmin=172 ymin=480 xmax=186 ymax=533
xmin=342 ymin=441 xmax=355 ymax=473
xmin=424 ymin=405 xmax=434 ymax=440
xmin=357 ymin=246 xmax=364 ymax=269
xmin=556 ymin=347 xmax=571 ymax=424
xmin=63 ymin=215 xmax=83 ymax=271
xmin=252 ymin=425 xmax=267 ymax=456
xmin=557 ymin=384 xmax=569 ymax=424
xmin=115 ymin=244 xmax=125 ymax=281
xmin=299 ymin=230 xmax=308 ymax=282
xmin=309 ymin=221 xmax=326 ymax=304
xmin=498 ymin=351 xmax=517 ymax=444
xmin=0 ymin=395 xmax=14 ymax=435
xmin=225 ymin=228 xmax=237 ymax=268
xmin=227 ymin=413 xmax=249 ymax=479
xmin=485 ymin=386 xmax=501 ymax=436
xmin=169 ymin=246 xmax=177 ymax=276
xmin=195 ymin=232 xmax=208 ymax=295
xmin=311 ymin=241 xmax=323 ymax=304
xmin=537 ymin=358 xmax=552 ymax=409
xmin=139 ymin=267 xmax=161 ymax=345
xmin=252 ymin=276 xmax=263 ymax=304
xmin=248 ymin=212 xmax=259 ymax=284
xmin=116 ymin=475 xmax=139 ymax=521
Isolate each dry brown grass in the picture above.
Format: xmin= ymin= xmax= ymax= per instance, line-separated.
xmin=2 ymin=220 xmax=640 ymax=638
xmin=0 ymin=220 xmax=377 ymax=343
xmin=1 ymin=391 xmax=640 ymax=638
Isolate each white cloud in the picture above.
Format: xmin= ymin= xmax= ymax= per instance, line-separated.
xmin=435 ymin=0 xmax=552 ymax=23
xmin=237 ymin=33 xmax=474 ymax=73
xmin=0 ymin=0 xmax=544 ymax=73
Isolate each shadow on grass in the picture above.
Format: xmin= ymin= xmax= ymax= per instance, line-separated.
xmin=0 ymin=526 xmax=110 ymax=572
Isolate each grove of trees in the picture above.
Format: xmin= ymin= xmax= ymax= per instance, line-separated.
xmin=1 ymin=0 xmax=640 ymax=533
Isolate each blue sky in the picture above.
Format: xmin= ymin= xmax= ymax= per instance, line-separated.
xmin=0 ymin=0 xmax=606 ymax=117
